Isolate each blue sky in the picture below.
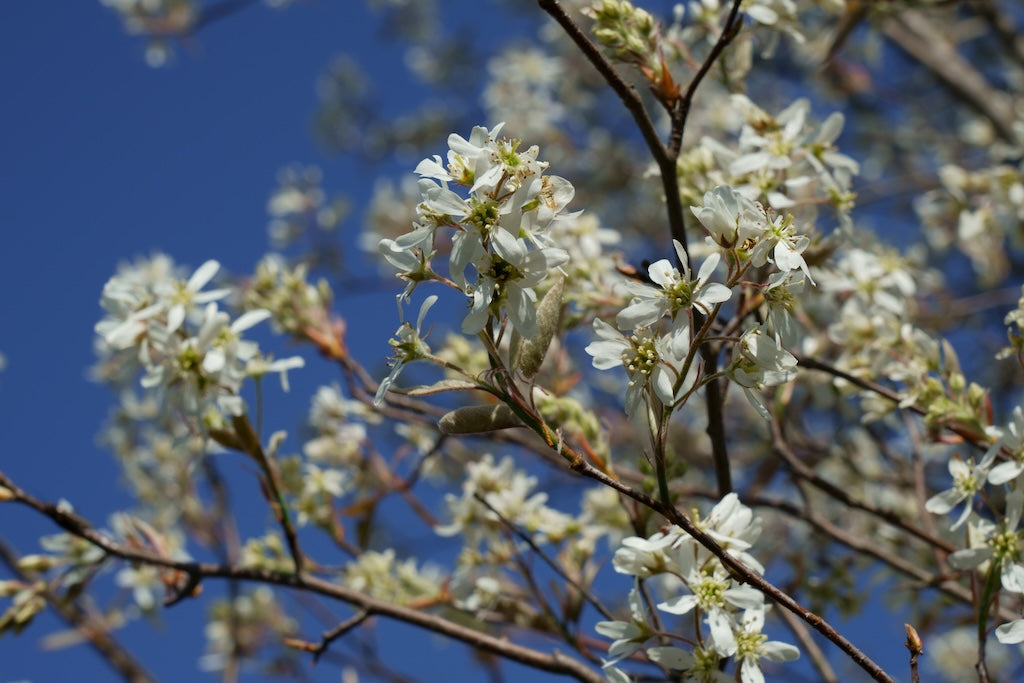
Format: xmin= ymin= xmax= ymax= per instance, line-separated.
xmin=0 ymin=2 xmax=969 ymax=682
xmin=0 ymin=2 xmax=433 ymax=680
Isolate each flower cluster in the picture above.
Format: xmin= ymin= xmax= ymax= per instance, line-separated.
xmin=679 ymin=95 xmax=858 ymax=237
xmin=598 ymin=494 xmax=798 ymax=682
xmin=385 ymin=122 xmax=572 ymax=326
xmin=265 ymin=164 xmax=347 ymax=251
xmin=915 ymin=156 xmax=1024 ymax=287
xmin=95 ymin=255 xmax=303 ymax=425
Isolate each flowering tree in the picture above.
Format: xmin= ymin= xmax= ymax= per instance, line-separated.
xmin=5 ymin=0 xmax=1024 ymax=681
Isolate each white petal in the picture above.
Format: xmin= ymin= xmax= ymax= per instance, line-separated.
xmin=188 ymin=260 xmax=220 ymax=292
xmin=761 ymin=640 xmax=800 ymax=662
xmin=232 ymin=309 xmax=271 ymax=333
xmin=647 ymin=259 xmax=677 ymax=288
xmin=656 ymin=594 xmax=697 ymax=615
xmin=647 ymin=646 xmax=694 ymax=670
xmin=948 ymin=547 xmax=991 ymax=570
xmin=996 ymin=619 xmax=1024 ymax=644
xmin=617 ymin=300 xmax=664 ymax=330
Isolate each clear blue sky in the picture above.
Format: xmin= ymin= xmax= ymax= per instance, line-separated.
xmin=0 ymin=2 xmax=944 ymax=682
xmin=0 ymin=3 xmax=449 ymax=681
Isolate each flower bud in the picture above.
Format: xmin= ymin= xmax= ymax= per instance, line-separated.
xmin=517 ymin=277 xmax=564 ymax=379
xmin=438 ymin=404 xmax=524 ymax=434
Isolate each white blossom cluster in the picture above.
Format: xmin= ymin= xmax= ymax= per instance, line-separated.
xmin=94 ymin=254 xmax=303 ymax=425
xmin=382 ymin=122 xmax=573 ymax=334
xmin=598 ymin=494 xmax=798 ymax=683
xmin=915 ymin=139 xmax=1024 ymax=286
xmin=677 ymin=95 xmax=858 ymax=239
xmin=927 ymin=403 xmax=1024 ymax=645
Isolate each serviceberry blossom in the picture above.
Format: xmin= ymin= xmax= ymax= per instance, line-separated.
xmin=727 ymin=325 xmax=798 ymax=419
xmin=691 ymin=185 xmax=764 ymax=250
xmin=461 ymin=228 xmax=568 ymax=337
xmin=733 ymin=605 xmax=800 ymax=683
xmin=600 ymin=495 xmax=797 ymax=677
xmin=585 ymin=319 xmax=693 ymax=415
xmin=987 ymin=405 xmax=1024 ymax=485
xmin=748 ymin=212 xmax=814 ymax=284
xmin=925 ymin=451 xmax=997 ymax=530
xmin=595 ymin=581 xmax=653 ymax=668
xmin=97 ymin=258 xmax=229 ymax=351
xmin=95 ymin=255 xmax=302 ymax=420
xmin=948 ymin=490 xmax=1024 ymax=590
xmin=611 ymin=527 xmax=684 ymax=577
xmin=617 ymin=239 xmax=731 ymax=330
xmin=657 ymin=549 xmax=766 ymax=656
xmin=374 ymin=295 xmax=437 ymax=406
xmin=691 ymin=492 xmax=765 ymax=574
xmin=381 ymin=123 xmax=575 ymax=351
xmin=943 ymin=490 xmax=1024 ymax=644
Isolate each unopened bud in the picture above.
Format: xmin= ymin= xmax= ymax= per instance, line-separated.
xmin=518 ymin=276 xmax=564 ymax=379
xmin=438 ymin=404 xmax=524 ymax=434
xmin=904 ymin=623 xmax=923 ymax=655
xmin=17 ymin=555 xmax=57 ymax=573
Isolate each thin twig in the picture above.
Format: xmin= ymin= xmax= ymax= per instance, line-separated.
xmin=882 ymin=9 xmax=1017 ymax=141
xmin=0 ymin=539 xmax=156 ymax=683
xmin=905 ymin=623 xmax=923 ymax=683
xmin=770 ymin=421 xmax=957 ymax=554
xmin=0 ymin=471 xmax=604 ymax=683
xmin=533 ymin=445 xmax=898 ymax=682
xmin=473 ymin=493 xmax=615 ymax=622
xmin=668 ymin=0 xmax=744 ymax=158
xmin=776 ymin=603 xmax=839 ymax=683
xmin=232 ymin=415 xmax=305 ymax=575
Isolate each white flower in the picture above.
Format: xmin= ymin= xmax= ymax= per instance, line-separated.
xmin=692 ymin=493 xmax=765 ymax=574
xmin=925 ymin=451 xmax=997 ymax=530
xmin=988 ymin=406 xmax=1024 ymax=485
xmin=585 ymin=319 xmax=693 ymax=415
xmin=374 ymin=295 xmax=437 ymax=405
xmin=691 ymin=186 xmax=764 ymax=249
xmin=617 ymin=239 xmax=731 ymax=330
xmin=611 ymin=528 xmax=682 ymax=577
xmin=727 ymin=325 xmax=798 ymax=419
xmin=115 ymin=564 xmax=163 ymax=611
xmin=948 ymin=491 xmax=1024 ymax=593
xmin=595 ymin=581 xmax=651 ymax=665
xmin=159 ymin=260 xmax=231 ymax=335
xmin=301 ymin=463 xmax=347 ymax=499
xmin=461 ymin=229 xmax=568 ymax=338
xmin=748 ymin=213 xmax=814 ymax=284
xmin=733 ymin=605 xmax=800 ymax=683
xmin=657 ymin=545 xmax=766 ymax=656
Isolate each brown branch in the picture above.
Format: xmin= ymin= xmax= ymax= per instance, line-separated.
xmin=0 ymin=471 xmax=604 ymax=683
xmin=905 ymin=623 xmax=923 ymax=683
xmin=796 ymin=355 xmax=993 ymax=452
xmin=769 ymin=421 xmax=957 ymax=554
xmin=668 ymin=0 xmax=744 ymax=158
xmin=543 ymin=447 xmax=898 ymax=682
xmin=776 ymin=603 xmax=839 ymax=683
xmin=0 ymin=539 xmax=156 ymax=683
xmin=473 ymin=492 xmax=615 ymax=622
xmin=882 ymin=9 xmax=1017 ymax=142
xmin=536 ymin=0 xmax=667 ymax=170
xmin=231 ymin=415 xmax=305 ymax=575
